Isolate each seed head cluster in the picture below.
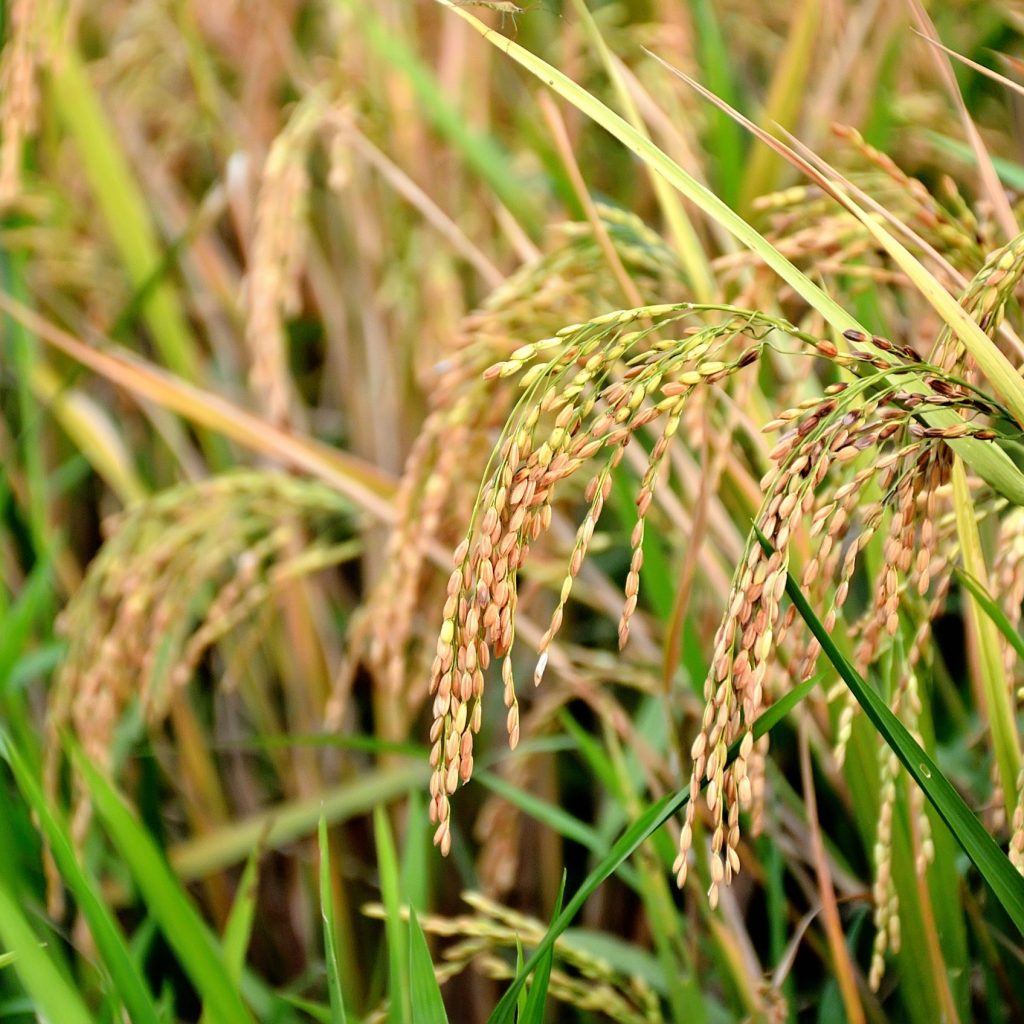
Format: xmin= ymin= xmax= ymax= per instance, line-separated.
xmin=45 ymin=472 xmax=352 ymax=905
xmin=428 ymin=288 xmax=1016 ymax=986
xmin=671 ymin=327 xmax=995 ymax=909
xmin=750 ymin=125 xmax=1008 ymax=305
xmin=428 ymin=304 xmax=776 ymax=855
xmin=369 ymin=207 xmax=683 ymax=705
xmin=16 ymin=119 xmax=1019 ymax=995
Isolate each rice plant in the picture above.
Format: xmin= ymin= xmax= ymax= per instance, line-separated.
xmin=1 ymin=1 xmax=1023 ymax=1022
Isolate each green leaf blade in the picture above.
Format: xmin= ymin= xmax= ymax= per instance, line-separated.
xmin=1 ymin=734 xmax=162 ymax=1024
xmin=72 ymin=746 xmax=256 ymax=1024
xmin=408 ymin=908 xmax=449 ymax=1024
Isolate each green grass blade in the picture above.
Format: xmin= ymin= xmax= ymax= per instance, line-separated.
xmin=925 ymin=131 xmax=1024 ymax=190
xmin=197 ymin=849 xmax=260 ymax=1024
xmin=171 ymin=763 xmax=427 ymax=879
xmin=755 ymin=527 xmax=1024 ymax=934
xmin=0 ymin=877 xmax=92 ymax=1024
xmin=1 ymin=252 xmax=48 ymax=553
xmin=373 ymin=805 xmax=410 ymax=1024
xmin=479 ymin=754 xmax=642 ymax=893
xmin=72 ymin=746 xmax=256 ymax=1024
xmin=222 ymin=850 xmax=259 ymax=985
xmin=30 ymin=360 xmax=149 ymax=505
xmin=515 ymin=940 xmax=527 ymax=1023
xmin=521 ymin=874 xmax=565 ymax=1023
xmin=557 ymin=711 xmax=623 ymax=799
xmin=485 ymin=673 xmax=819 ymax=1024
xmin=954 ymin=567 xmax=1024 ymax=664
xmin=0 ymin=555 xmax=55 ymax=693
xmin=599 ymin=703 xmax=701 ymax=1022
xmin=319 ymin=815 xmax=348 ymax=1024
xmin=475 ymin=769 xmax=605 ymax=853
xmin=399 ymin=790 xmax=429 ymax=916
xmin=1 ymin=734 xmax=162 ymax=1024
xmin=277 ymin=993 xmax=332 ymax=1022
xmin=408 ymin=908 xmax=449 ymax=1024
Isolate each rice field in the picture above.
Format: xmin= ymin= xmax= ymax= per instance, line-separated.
xmin=1 ymin=1 xmax=1024 ymax=1021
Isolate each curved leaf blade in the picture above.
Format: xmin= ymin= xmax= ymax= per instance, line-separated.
xmin=755 ymin=527 xmax=1024 ymax=934
xmin=72 ymin=745 xmax=256 ymax=1024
